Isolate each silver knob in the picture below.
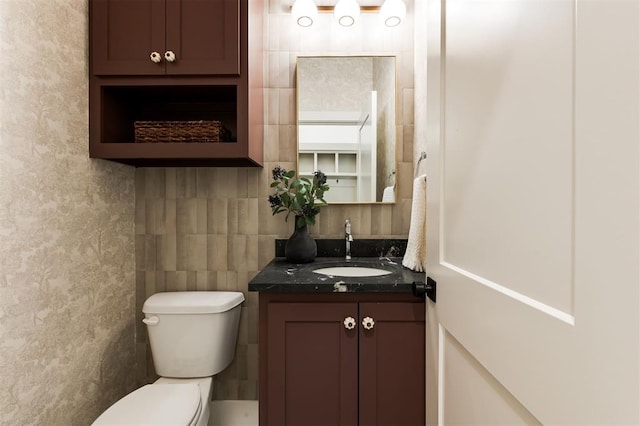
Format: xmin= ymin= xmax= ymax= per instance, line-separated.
xmin=164 ymin=50 xmax=176 ymax=62
xmin=362 ymin=316 xmax=375 ymax=330
xmin=150 ymin=51 xmax=162 ymax=63
xmin=343 ymin=316 xmax=356 ymax=330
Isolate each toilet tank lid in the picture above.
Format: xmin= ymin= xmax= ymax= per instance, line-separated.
xmin=143 ymin=291 xmax=245 ymax=314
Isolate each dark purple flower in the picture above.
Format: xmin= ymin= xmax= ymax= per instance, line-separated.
xmin=272 ymin=166 xmax=286 ymax=181
xmin=314 ymin=170 xmax=327 ymax=186
xmin=302 ymin=204 xmax=319 ymax=217
xmin=268 ymin=194 xmax=282 ymax=208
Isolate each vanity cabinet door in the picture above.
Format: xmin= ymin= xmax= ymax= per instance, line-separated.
xmin=90 ymin=0 xmax=240 ymax=76
xmin=260 ymin=294 xmax=426 ymax=426
xmin=359 ymin=302 xmax=425 ymax=426
xmin=266 ymin=302 xmax=358 ymax=426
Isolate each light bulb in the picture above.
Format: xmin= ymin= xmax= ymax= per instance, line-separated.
xmin=380 ymin=0 xmax=406 ymax=27
xmin=334 ymin=0 xmax=360 ymax=27
xmin=292 ymin=0 xmax=318 ymax=27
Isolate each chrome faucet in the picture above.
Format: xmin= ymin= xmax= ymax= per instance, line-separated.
xmin=345 ymin=219 xmax=354 ymax=260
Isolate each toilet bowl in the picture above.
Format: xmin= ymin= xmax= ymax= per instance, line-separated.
xmin=93 ymin=378 xmax=209 ymax=426
xmin=92 ymin=291 xmax=244 ymax=426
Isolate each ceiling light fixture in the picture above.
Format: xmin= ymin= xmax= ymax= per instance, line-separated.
xmin=334 ymin=0 xmax=361 ymax=27
xmin=290 ymin=0 xmax=406 ymax=28
xmin=380 ymin=0 xmax=406 ymax=27
xmin=292 ymin=0 xmax=318 ymax=27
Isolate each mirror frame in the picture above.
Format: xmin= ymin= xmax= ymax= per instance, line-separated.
xmin=296 ymin=55 xmax=398 ymax=205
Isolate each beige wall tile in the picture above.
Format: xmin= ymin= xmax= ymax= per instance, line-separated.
xmin=165 ymin=168 xmax=177 ymax=198
xmin=176 ymin=168 xmax=197 ymax=198
xmin=176 ymin=198 xmax=198 ymax=234
xmin=146 ymin=198 xmax=166 ymax=235
xmin=208 ymin=235 xmax=229 ymax=271
xmin=227 ymin=198 xmax=239 ymax=234
xmin=208 ymin=198 xmax=229 ymax=235
xmin=185 ymin=234 xmax=208 ymax=271
xmin=236 ymin=169 xmax=249 ymax=198
xmin=135 ymin=198 xmax=146 ymax=235
xmin=279 ymin=125 xmax=297 ymax=164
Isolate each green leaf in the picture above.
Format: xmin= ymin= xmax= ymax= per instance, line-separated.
xmin=285 ymin=170 xmax=296 ymax=179
xmin=270 ymin=181 xmax=280 ymax=187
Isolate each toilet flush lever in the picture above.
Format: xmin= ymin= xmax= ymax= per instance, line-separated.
xmin=142 ymin=316 xmax=159 ymax=326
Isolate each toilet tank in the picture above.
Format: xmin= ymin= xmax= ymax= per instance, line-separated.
xmin=142 ymin=291 xmax=245 ymax=378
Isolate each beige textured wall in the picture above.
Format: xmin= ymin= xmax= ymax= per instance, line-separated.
xmin=0 ymin=1 xmax=137 ymax=424
xmin=298 ymin=56 xmax=374 ymax=112
xmin=135 ymin=0 xmax=416 ymax=400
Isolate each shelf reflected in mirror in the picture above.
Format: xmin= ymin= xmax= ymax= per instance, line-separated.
xmin=297 ymin=56 xmax=397 ymax=204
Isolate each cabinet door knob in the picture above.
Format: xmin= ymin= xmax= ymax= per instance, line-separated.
xmin=164 ymin=50 xmax=176 ymax=62
xmin=362 ymin=316 xmax=375 ymax=330
xmin=150 ymin=51 xmax=162 ymax=63
xmin=343 ymin=316 xmax=356 ymax=330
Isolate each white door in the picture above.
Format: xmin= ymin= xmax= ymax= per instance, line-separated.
xmin=425 ymin=0 xmax=639 ymax=424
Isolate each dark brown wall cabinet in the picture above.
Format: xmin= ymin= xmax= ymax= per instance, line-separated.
xmin=259 ymin=293 xmax=426 ymax=426
xmin=89 ymin=0 xmax=263 ymax=166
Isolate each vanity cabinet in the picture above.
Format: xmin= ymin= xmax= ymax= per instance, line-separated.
xmin=259 ymin=293 xmax=425 ymax=426
xmin=88 ymin=0 xmax=263 ymax=166
xmin=91 ymin=0 xmax=239 ymax=76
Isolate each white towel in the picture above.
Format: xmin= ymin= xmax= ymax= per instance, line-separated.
xmin=403 ymin=175 xmax=427 ymax=272
xmin=382 ymin=186 xmax=395 ymax=202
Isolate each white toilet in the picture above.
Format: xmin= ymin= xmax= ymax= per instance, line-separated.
xmin=93 ymin=291 xmax=245 ymax=426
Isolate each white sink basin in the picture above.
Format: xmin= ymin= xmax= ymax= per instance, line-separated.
xmin=312 ymin=266 xmax=393 ymax=277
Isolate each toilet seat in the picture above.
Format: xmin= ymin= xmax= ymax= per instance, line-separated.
xmin=93 ymin=383 xmax=201 ymax=425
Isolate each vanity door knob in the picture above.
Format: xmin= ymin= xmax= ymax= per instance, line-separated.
xmin=150 ymin=51 xmax=162 ymax=63
xmin=343 ymin=316 xmax=356 ymax=330
xmin=362 ymin=316 xmax=375 ymax=330
xmin=164 ymin=50 xmax=176 ymax=62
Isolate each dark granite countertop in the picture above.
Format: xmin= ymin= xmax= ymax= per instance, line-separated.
xmin=248 ymin=256 xmax=425 ymax=294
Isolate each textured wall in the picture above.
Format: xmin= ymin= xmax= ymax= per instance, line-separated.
xmin=135 ymin=0 xmax=416 ymax=400
xmin=298 ymin=56 xmax=374 ymax=112
xmin=0 ymin=1 xmax=137 ymax=424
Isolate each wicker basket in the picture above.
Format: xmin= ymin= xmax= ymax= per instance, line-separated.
xmin=134 ymin=120 xmax=230 ymax=143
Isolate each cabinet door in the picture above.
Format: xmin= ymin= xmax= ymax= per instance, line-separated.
xmin=165 ymin=0 xmax=240 ymax=75
xmin=359 ymin=302 xmax=425 ymax=426
xmin=91 ymin=0 xmax=166 ymax=75
xmin=267 ymin=302 xmax=358 ymax=426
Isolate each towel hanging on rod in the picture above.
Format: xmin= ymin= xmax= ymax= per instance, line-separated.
xmin=415 ymin=151 xmax=427 ymax=178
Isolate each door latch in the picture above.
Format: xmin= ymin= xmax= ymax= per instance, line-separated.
xmin=412 ymin=277 xmax=437 ymax=303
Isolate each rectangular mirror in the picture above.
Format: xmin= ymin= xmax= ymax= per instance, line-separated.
xmin=297 ymin=56 xmax=397 ymax=204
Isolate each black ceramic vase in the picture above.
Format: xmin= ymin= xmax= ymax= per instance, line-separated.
xmin=285 ymin=216 xmax=317 ymax=263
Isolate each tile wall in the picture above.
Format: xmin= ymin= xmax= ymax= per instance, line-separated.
xmin=135 ymin=0 xmax=417 ymax=400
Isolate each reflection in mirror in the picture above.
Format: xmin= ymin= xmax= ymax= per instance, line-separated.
xmin=297 ymin=56 xmax=396 ymax=204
